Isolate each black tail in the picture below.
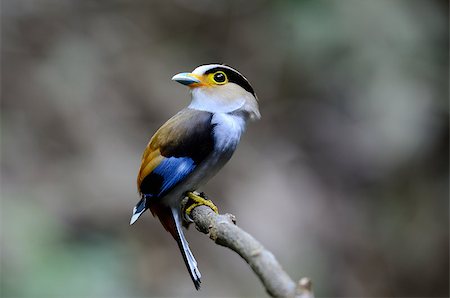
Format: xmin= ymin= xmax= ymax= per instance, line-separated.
xmin=171 ymin=207 xmax=202 ymax=290
xmin=131 ymin=196 xmax=201 ymax=289
xmin=149 ymin=203 xmax=201 ymax=289
xmin=130 ymin=195 xmax=148 ymax=225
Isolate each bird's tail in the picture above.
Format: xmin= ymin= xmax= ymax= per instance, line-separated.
xmin=130 ymin=195 xmax=148 ymax=225
xmin=150 ymin=204 xmax=202 ymax=290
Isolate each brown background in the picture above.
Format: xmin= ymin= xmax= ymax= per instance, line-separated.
xmin=2 ymin=0 xmax=448 ymax=297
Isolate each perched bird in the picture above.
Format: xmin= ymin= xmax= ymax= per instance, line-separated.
xmin=130 ymin=64 xmax=260 ymax=289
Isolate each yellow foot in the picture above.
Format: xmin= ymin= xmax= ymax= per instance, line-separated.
xmin=185 ymin=191 xmax=219 ymax=216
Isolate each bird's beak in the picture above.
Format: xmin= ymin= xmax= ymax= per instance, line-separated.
xmin=172 ymin=72 xmax=202 ymax=87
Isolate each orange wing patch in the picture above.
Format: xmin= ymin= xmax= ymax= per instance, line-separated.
xmin=136 ymin=120 xmax=175 ymax=190
xmin=137 ymin=146 xmax=164 ymax=191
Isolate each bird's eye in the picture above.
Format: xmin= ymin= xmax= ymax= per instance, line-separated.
xmin=212 ymin=71 xmax=227 ymax=84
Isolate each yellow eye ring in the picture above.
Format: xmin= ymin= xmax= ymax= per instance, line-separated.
xmin=210 ymin=71 xmax=228 ymax=85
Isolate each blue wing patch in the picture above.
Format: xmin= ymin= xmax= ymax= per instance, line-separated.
xmin=143 ymin=157 xmax=196 ymax=196
xmin=153 ymin=157 xmax=196 ymax=195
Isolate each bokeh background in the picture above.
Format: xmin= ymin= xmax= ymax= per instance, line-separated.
xmin=1 ymin=0 xmax=448 ymax=297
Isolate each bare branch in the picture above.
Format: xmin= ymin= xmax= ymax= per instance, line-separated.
xmin=187 ymin=205 xmax=314 ymax=298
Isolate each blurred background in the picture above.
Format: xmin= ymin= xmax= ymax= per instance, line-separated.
xmin=1 ymin=0 xmax=448 ymax=297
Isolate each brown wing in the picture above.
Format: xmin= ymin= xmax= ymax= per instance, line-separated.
xmin=137 ymin=108 xmax=215 ymax=195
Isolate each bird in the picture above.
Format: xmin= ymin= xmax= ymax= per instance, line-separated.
xmin=130 ymin=64 xmax=260 ymax=290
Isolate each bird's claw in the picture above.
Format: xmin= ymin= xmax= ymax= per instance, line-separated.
xmin=183 ymin=191 xmax=219 ymax=221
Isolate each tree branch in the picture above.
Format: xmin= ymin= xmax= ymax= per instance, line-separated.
xmin=186 ymin=204 xmax=314 ymax=298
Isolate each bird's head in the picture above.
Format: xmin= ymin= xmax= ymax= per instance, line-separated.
xmin=172 ymin=64 xmax=260 ymax=121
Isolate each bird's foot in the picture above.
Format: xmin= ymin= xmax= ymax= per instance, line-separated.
xmin=182 ymin=191 xmax=219 ymax=223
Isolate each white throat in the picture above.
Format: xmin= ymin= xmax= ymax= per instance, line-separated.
xmin=188 ymin=87 xmax=246 ymax=114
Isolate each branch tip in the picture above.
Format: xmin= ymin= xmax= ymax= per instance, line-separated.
xmin=185 ymin=203 xmax=312 ymax=297
xmin=296 ymin=277 xmax=314 ymax=298
xmin=299 ymin=277 xmax=312 ymax=291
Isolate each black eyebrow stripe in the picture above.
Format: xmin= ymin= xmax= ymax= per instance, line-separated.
xmin=205 ymin=66 xmax=255 ymax=96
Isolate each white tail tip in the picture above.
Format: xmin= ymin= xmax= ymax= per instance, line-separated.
xmin=130 ymin=207 xmax=145 ymax=225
